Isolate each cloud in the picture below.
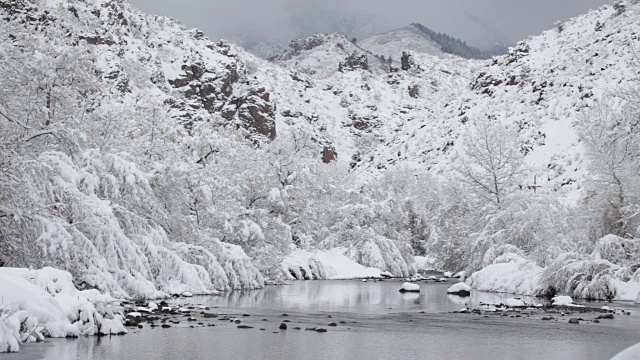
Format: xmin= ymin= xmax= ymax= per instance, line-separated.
xmin=128 ymin=0 xmax=611 ymax=48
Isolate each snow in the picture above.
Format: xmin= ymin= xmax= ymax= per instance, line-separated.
xmin=551 ymin=296 xmax=583 ymax=307
xmin=613 ymin=342 xmax=640 ymax=360
xmin=282 ymin=249 xmax=386 ymax=280
xmin=400 ymin=282 xmax=421 ymax=292
xmin=182 ymin=292 xmax=194 ymax=297
xmin=0 ymin=268 xmax=126 ymax=353
xmin=466 ymin=257 xmax=544 ymax=296
xmin=126 ymin=312 xmax=142 ymax=318
xmin=443 ymin=271 xmax=453 ymax=278
xmin=504 ymin=298 xmax=526 ymax=307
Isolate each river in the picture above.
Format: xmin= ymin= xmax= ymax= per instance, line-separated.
xmin=10 ymin=280 xmax=640 ymax=360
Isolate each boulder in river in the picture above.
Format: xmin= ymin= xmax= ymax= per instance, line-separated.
xmin=279 ymin=323 xmax=287 ymax=330
xmin=399 ymin=282 xmax=420 ymax=293
xmin=447 ymin=283 xmax=472 ymax=297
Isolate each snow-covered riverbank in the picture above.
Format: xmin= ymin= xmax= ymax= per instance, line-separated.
xmin=0 ymin=268 xmax=126 ymax=353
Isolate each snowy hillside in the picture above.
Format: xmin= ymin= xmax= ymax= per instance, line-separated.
xmin=358 ymin=25 xmax=444 ymax=60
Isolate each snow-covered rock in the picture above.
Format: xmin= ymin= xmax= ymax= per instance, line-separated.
xmin=504 ymin=298 xmax=525 ymax=307
xmin=399 ymin=282 xmax=421 ymax=293
xmin=443 ymin=271 xmax=453 ymax=278
xmin=447 ymin=283 xmax=472 ymax=296
xmin=466 ymin=256 xmax=544 ymax=296
xmin=282 ymin=249 xmax=386 ymax=280
xmin=551 ymin=296 xmax=584 ymax=307
xmin=613 ymin=342 xmax=640 ymax=360
xmin=0 ymin=268 xmax=126 ymax=353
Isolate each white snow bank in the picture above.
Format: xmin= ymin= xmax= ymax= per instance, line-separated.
xmin=400 ymin=282 xmax=420 ymax=292
xmin=613 ymin=342 xmax=640 ymax=360
xmin=0 ymin=267 xmax=126 ymax=353
xmin=447 ymin=282 xmax=472 ymax=295
xmin=466 ymin=256 xmax=544 ymax=296
xmin=282 ymin=249 xmax=384 ymax=280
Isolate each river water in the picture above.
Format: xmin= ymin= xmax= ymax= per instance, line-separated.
xmin=10 ymin=280 xmax=640 ymax=360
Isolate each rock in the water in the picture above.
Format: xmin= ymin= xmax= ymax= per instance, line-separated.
xmin=279 ymin=323 xmax=287 ymax=330
xmin=447 ymin=282 xmax=472 ymax=297
xmin=568 ymin=318 xmax=580 ymax=324
xmin=328 ymin=323 xmax=337 ymax=326
xmin=237 ymin=325 xmax=254 ymax=329
xmin=161 ymin=324 xmax=171 ymax=328
xmin=399 ymin=282 xmax=420 ymax=293
xmin=315 ymin=328 xmax=328 ymax=333
xmin=596 ymin=314 xmax=614 ymax=320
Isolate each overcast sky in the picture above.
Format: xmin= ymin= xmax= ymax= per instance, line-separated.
xmin=129 ymin=0 xmax=612 ymax=49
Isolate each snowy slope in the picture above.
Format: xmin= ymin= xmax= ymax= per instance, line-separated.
xmin=359 ymin=25 xmax=444 ymax=60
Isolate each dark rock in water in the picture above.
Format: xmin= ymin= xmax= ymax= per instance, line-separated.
xmin=137 ymin=325 xmax=143 ymax=329
xmin=188 ymin=318 xmax=197 ymax=322
xmin=306 ymin=327 xmax=317 ymax=331
xmin=198 ymin=322 xmax=204 ymax=325
xmin=568 ymin=318 xmax=580 ymax=324
xmin=328 ymin=323 xmax=337 ymax=326
xmin=399 ymin=289 xmax=421 ymax=293
xmin=593 ymin=319 xmax=600 ymax=323
xmin=235 ymin=320 xmax=242 ymax=324
xmin=242 ymin=314 xmax=250 ymax=317
xmin=190 ymin=326 xmax=195 ymax=328
xmin=447 ymin=290 xmax=471 ymax=297
xmin=541 ymin=317 xmax=553 ymax=321
xmin=327 ymin=315 xmax=333 ymax=318
xmin=237 ymin=325 xmax=254 ymax=329
xmin=315 ymin=328 xmax=328 ymax=333
xmin=262 ymin=319 xmax=268 ymax=321
xmin=260 ymin=328 xmax=265 ymax=331
xmin=596 ymin=314 xmax=614 ymax=320
xmin=279 ymin=323 xmax=288 ymax=330
xmin=293 ymin=327 xmax=302 ymax=330
xmin=283 ymin=320 xmax=291 ymax=323
xmin=162 ymin=324 xmax=171 ymax=328
xmin=281 ymin=314 xmax=289 ymax=317
xmin=203 ymin=313 xmax=217 ymax=318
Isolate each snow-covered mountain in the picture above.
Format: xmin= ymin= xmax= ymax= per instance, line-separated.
xmin=1 ymin=0 xmax=639 ymax=303
xmin=358 ymin=25 xmax=444 ymax=60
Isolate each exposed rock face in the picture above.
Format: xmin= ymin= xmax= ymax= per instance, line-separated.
xmin=268 ymin=35 xmax=326 ymax=61
xmin=401 ymin=51 xmax=414 ymax=71
xmin=322 ymin=146 xmax=337 ymax=164
xmin=232 ymin=88 xmax=277 ymax=140
xmin=339 ymin=52 xmax=369 ymax=72
xmin=408 ymin=84 xmax=420 ymax=98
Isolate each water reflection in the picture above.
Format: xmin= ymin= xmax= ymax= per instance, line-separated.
xmin=201 ymin=280 xmax=543 ymax=314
